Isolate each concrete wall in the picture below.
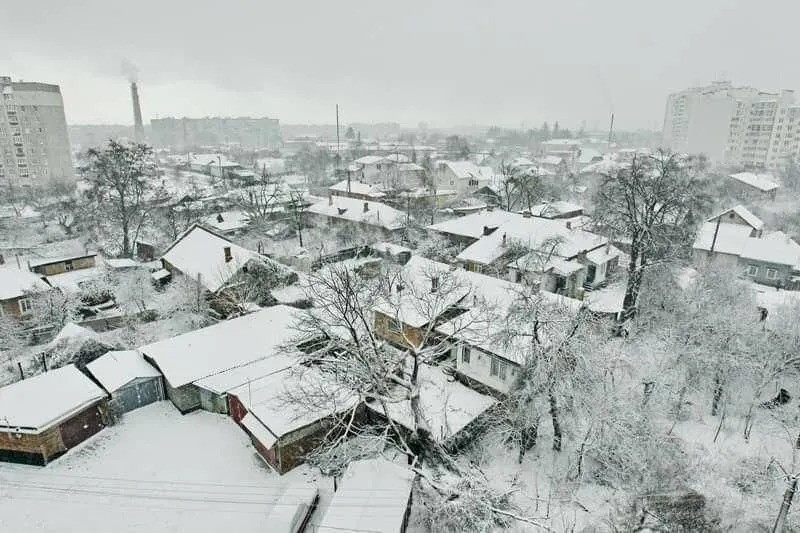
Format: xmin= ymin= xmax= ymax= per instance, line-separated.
xmin=198 ymin=387 xmax=229 ymax=414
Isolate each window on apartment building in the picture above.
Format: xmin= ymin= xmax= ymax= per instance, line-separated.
xmin=767 ymin=268 xmax=778 ymax=280
xmin=462 ymin=346 xmax=471 ymax=364
xmin=747 ymin=264 xmax=759 ymax=277
xmin=18 ymin=298 xmax=31 ymax=315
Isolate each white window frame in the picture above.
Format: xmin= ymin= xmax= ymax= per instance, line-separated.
xmin=461 ymin=345 xmax=471 ymax=364
xmin=746 ymin=264 xmax=759 ymax=277
xmin=18 ymin=298 xmax=31 ymax=315
xmin=490 ymin=357 xmax=499 ymax=376
xmin=766 ymin=268 xmax=778 ymax=280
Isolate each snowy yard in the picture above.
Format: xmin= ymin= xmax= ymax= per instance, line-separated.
xmin=0 ymin=402 xmax=326 ymax=533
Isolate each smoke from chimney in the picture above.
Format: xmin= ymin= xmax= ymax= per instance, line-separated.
xmin=122 ymin=59 xmax=145 ymax=142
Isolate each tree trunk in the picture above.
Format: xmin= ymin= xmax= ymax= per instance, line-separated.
xmin=549 ymin=393 xmax=562 ymax=452
xmin=711 ymin=372 xmax=723 ymax=416
xmin=772 ymin=476 xmax=798 ymax=533
xmin=621 ymin=237 xmax=642 ymax=321
xmin=518 ymin=423 xmax=538 ymax=464
xmin=121 ymin=218 xmax=131 ymax=257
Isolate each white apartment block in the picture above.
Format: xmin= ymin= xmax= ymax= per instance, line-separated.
xmin=662 ymin=80 xmax=800 ymax=169
xmin=0 ymin=76 xmax=74 ymax=188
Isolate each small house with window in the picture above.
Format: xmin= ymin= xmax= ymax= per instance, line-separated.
xmin=0 ymin=267 xmax=51 ymax=319
xmin=437 ymin=289 xmax=581 ymax=395
xmin=28 ymin=252 xmax=97 ymax=276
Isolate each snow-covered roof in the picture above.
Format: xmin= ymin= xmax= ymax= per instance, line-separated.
xmin=0 ymin=267 xmax=50 ymax=300
xmin=28 ymin=252 xmax=97 ymax=268
xmin=578 ymin=147 xmax=603 ymax=164
xmin=439 ymin=160 xmax=492 ymax=181
xmin=741 ymin=233 xmax=800 ymax=266
xmin=542 ymin=139 xmax=581 ymax=147
xmin=139 ymin=305 xmax=302 ymax=388
xmin=585 ymin=244 xmax=622 ymax=265
xmin=160 ymin=224 xmax=262 ymax=293
xmin=729 ymin=172 xmax=780 ymax=192
xmin=371 ymin=242 xmax=412 ymax=256
xmin=103 ymin=257 xmax=139 ymax=269
xmin=580 ymin=158 xmax=628 ymax=175
xmin=456 ymin=216 xmax=608 ymax=266
xmin=692 ymin=222 xmax=754 ymax=255
xmin=544 ymin=257 xmax=586 ymax=276
xmin=328 ymin=180 xmax=386 ymax=198
xmin=538 ymin=155 xmax=564 ymax=166
xmin=307 ymin=196 xmax=407 ymax=231
xmin=86 ymin=350 xmax=161 ymax=393
xmin=354 ymin=155 xmax=385 ymax=165
xmin=396 ymin=162 xmax=425 ymax=172
xmin=427 ymin=210 xmax=521 ymax=240
xmin=47 ymin=323 xmax=102 ymax=350
xmin=240 ymin=412 xmax=278 ymax=449
xmin=44 ymin=266 xmax=104 ymax=293
xmin=201 ymin=210 xmax=250 ymax=233
xmin=367 ymin=363 xmax=496 ymax=443
xmin=316 ymin=458 xmax=415 ymax=533
xmin=188 ymin=153 xmax=229 ymax=167
xmin=193 ymin=354 xmax=297 ymax=395
xmin=228 ymin=366 xmax=357 ymax=439
xmin=708 ymin=205 xmax=764 ymax=231
xmin=0 ymin=364 xmax=107 ymax=433
xmin=526 ymin=201 xmax=583 ymax=218
xmin=437 ymin=289 xmax=581 ymax=364
xmin=384 ymin=153 xmax=410 ymax=163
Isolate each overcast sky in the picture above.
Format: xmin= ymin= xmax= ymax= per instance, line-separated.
xmin=3 ymin=0 xmax=798 ymax=130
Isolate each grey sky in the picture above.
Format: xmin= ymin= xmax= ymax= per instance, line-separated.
xmin=3 ymin=0 xmax=797 ymax=130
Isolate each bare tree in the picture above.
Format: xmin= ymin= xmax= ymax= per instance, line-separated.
xmin=236 ymin=173 xmax=283 ymax=228
xmin=84 ymin=140 xmax=167 ymax=257
xmin=593 ymin=150 xmax=710 ymax=321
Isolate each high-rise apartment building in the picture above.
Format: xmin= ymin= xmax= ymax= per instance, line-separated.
xmin=0 ymin=76 xmax=74 ymax=188
xmin=662 ymin=81 xmax=800 ymax=169
xmin=150 ymin=117 xmax=281 ymax=151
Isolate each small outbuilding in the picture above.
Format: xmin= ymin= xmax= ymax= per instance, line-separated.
xmin=0 ymin=364 xmax=108 ymax=465
xmin=86 ymin=350 xmax=164 ymax=414
xmin=316 ymin=458 xmax=416 ymax=533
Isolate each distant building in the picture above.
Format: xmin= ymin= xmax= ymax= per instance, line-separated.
xmin=150 ymin=117 xmax=281 ymax=151
xmin=728 ymin=172 xmax=780 ymax=200
xmin=0 ymin=76 xmax=74 ymax=188
xmin=540 ymin=139 xmax=582 ymax=170
xmin=662 ymin=81 xmax=800 ymax=169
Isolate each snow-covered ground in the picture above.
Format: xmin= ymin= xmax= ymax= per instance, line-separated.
xmin=0 ymin=402 xmax=328 ymax=533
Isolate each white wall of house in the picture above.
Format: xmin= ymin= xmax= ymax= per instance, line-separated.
xmin=454 ymin=343 xmax=518 ymax=394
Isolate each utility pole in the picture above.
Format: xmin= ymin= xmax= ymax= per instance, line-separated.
xmin=336 ymin=104 xmax=343 ymax=191
xmin=773 ymin=475 xmax=798 ymax=533
xmin=607 ymin=112 xmax=615 ymax=150
xmin=709 ymin=216 xmax=722 ymax=254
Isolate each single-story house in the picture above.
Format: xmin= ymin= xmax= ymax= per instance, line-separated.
xmin=435 ymin=161 xmax=494 ymax=196
xmin=139 ymin=305 xmax=303 ymax=414
xmin=307 ymin=196 xmax=408 ymax=237
xmin=316 ymin=458 xmax=416 ymax=533
xmin=453 ymin=212 xmax=613 ymax=299
xmin=728 ymin=172 xmax=780 ymax=200
xmin=201 ymin=210 xmax=251 ymax=235
xmin=329 ymin=179 xmax=387 ymax=201
xmin=227 ymin=366 xmax=359 ymax=474
xmin=0 ymin=267 xmax=51 ymax=319
xmin=365 ymin=362 xmax=497 ymax=450
xmin=0 ymin=364 xmax=108 ymax=465
xmin=437 ymin=290 xmax=581 ymax=395
xmin=28 ymin=252 xmax=97 ymax=276
xmin=692 ymin=222 xmax=800 ymax=289
xmin=86 ymin=350 xmax=164 ymax=414
xmin=522 ymin=201 xmax=584 ymax=220
xmin=427 ymin=209 xmax=521 ymax=248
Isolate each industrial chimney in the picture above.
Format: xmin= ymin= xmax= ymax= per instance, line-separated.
xmin=130 ymin=82 xmax=145 ymax=142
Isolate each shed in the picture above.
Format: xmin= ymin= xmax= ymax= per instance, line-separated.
xmin=140 ymin=305 xmax=302 ymax=413
xmin=316 ymin=458 xmax=416 ymax=533
xmin=227 ymin=366 xmax=359 ymax=474
xmin=86 ymin=350 xmax=164 ymax=413
xmin=0 ymin=365 xmax=108 ymax=465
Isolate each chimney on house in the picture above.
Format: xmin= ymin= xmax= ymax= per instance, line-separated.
xmin=363 ymin=202 xmax=369 ymax=213
xmin=328 ymin=195 xmax=333 ymax=206
xmin=502 ymin=233 xmax=507 ymax=246
xmin=522 ymin=210 xmax=532 ymax=218
xmin=566 ymin=220 xmax=572 ymax=230
xmin=223 ymin=246 xmax=232 ymax=263
xmin=431 ymin=276 xmax=440 ymax=293
xmin=130 ymin=82 xmax=145 ymax=143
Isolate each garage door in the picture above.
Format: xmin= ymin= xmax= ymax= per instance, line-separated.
xmin=117 ymin=379 xmax=161 ymax=412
